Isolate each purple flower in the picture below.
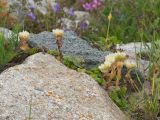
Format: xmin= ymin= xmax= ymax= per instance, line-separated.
xmin=27 ymin=12 xmax=36 ymax=20
xmin=83 ymin=3 xmax=92 ymax=11
xmin=91 ymin=0 xmax=101 ymax=8
xmin=52 ymin=3 xmax=60 ymax=13
xmin=82 ymin=0 xmax=101 ymax=11
xmin=80 ymin=21 xmax=88 ymax=30
xmin=68 ymin=7 xmax=74 ymax=16
xmin=92 ymin=0 xmax=101 ymax=5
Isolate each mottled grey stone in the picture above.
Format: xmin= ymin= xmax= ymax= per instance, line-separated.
xmin=0 ymin=53 xmax=128 ymax=120
xmin=0 ymin=27 xmax=13 ymax=39
xmin=29 ymin=31 xmax=111 ymax=68
xmin=116 ymin=42 xmax=151 ymax=53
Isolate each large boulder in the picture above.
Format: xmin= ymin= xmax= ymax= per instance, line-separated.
xmin=0 ymin=53 xmax=128 ymax=120
xmin=29 ymin=31 xmax=111 ymax=68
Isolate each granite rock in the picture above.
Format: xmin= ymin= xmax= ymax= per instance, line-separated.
xmin=0 ymin=53 xmax=128 ymax=120
xmin=116 ymin=42 xmax=151 ymax=53
xmin=29 ymin=31 xmax=111 ymax=68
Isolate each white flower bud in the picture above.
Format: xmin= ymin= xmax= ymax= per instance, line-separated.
xmin=52 ymin=29 xmax=64 ymax=38
xmin=18 ymin=31 xmax=29 ymax=41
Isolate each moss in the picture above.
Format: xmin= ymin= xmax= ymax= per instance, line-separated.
xmin=47 ymin=50 xmax=59 ymax=56
xmin=85 ymin=67 xmax=105 ymax=85
xmin=26 ymin=48 xmax=39 ymax=55
xmin=63 ymin=55 xmax=84 ymax=70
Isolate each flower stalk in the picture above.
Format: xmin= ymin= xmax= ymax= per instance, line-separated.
xmin=106 ymin=9 xmax=112 ymax=42
xmin=52 ymin=29 xmax=64 ymax=61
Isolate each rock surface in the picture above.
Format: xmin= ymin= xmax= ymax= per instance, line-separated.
xmin=0 ymin=27 xmax=13 ymax=39
xmin=0 ymin=53 xmax=127 ymax=120
xmin=29 ymin=31 xmax=148 ymax=74
xmin=29 ymin=31 xmax=111 ymax=68
xmin=116 ymin=42 xmax=150 ymax=54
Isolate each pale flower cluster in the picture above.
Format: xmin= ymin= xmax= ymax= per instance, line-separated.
xmin=52 ymin=29 xmax=64 ymax=38
xmin=99 ymin=52 xmax=136 ymax=73
xmin=18 ymin=31 xmax=29 ymax=40
xmin=124 ymin=60 xmax=136 ymax=69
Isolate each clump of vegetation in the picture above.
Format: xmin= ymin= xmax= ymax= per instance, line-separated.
xmin=143 ymin=40 xmax=160 ymax=120
xmin=0 ymin=30 xmax=19 ymax=67
xmin=108 ymin=86 xmax=128 ymax=110
xmin=85 ymin=67 xmax=105 ymax=85
xmin=47 ymin=49 xmax=84 ymax=70
xmin=99 ymin=52 xmax=143 ymax=91
xmin=104 ymin=40 xmax=160 ymax=119
xmin=0 ymin=28 xmax=47 ymax=73
xmin=47 ymin=50 xmax=59 ymax=56
xmin=63 ymin=55 xmax=84 ymax=70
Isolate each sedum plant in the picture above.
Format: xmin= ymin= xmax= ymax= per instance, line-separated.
xmin=98 ymin=52 xmax=142 ymax=91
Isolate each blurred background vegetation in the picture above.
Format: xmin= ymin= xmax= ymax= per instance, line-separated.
xmin=0 ymin=0 xmax=160 ymax=119
xmin=1 ymin=0 xmax=159 ymax=48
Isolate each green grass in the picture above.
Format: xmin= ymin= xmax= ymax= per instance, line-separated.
xmin=0 ymin=29 xmax=19 ymax=67
xmin=81 ymin=0 xmax=160 ymax=50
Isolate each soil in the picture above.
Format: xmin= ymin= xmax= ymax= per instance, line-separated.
xmin=130 ymin=108 xmax=145 ymax=120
